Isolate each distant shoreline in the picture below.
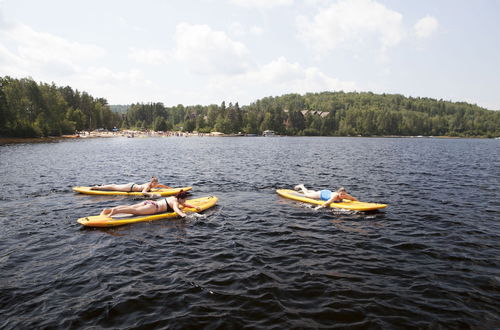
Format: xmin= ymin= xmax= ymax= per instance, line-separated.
xmin=0 ymin=132 xmax=116 ymax=145
xmin=1 ymin=133 xmax=495 ymax=145
xmin=0 ymin=135 xmax=81 ymax=145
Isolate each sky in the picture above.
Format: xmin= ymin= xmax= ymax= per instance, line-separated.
xmin=0 ymin=0 xmax=499 ymax=110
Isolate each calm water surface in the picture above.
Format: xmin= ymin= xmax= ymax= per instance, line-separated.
xmin=0 ymin=137 xmax=499 ymax=329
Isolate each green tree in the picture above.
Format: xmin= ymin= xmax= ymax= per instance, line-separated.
xmin=152 ymin=117 xmax=166 ymax=131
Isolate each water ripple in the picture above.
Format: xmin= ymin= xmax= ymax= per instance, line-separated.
xmin=0 ymin=137 xmax=499 ymax=328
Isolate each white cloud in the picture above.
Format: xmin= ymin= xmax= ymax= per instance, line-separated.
xmin=174 ymin=23 xmax=252 ymax=75
xmin=0 ymin=22 xmax=105 ymax=79
xmin=247 ymin=56 xmax=355 ymax=91
xmin=205 ymin=56 xmax=356 ymax=103
xmin=0 ymin=21 xmax=154 ymax=103
xmin=228 ymin=0 xmax=293 ymax=9
xmin=303 ymin=0 xmax=330 ymax=7
xmin=78 ymin=67 xmax=151 ymax=87
xmin=3 ymin=23 xmax=104 ymax=63
xmin=69 ymin=67 xmax=157 ymax=102
xmin=128 ymin=48 xmax=170 ymax=65
xmin=297 ymin=0 xmax=405 ymax=54
xmin=229 ymin=22 xmax=264 ymax=37
xmin=163 ymin=57 xmax=356 ymax=106
xmin=414 ymin=15 xmax=439 ymax=39
xmin=0 ymin=43 xmax=31 ymax=77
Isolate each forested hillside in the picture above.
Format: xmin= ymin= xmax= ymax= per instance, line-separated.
xmin=0 ymin=77 xmax=121 ymax=137
xmin=1 ymin=76 xmax=498 ymax=138
xmin=122 ymin=92 xmax=499 ymax=137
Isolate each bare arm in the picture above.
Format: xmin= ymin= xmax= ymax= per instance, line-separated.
xmin=172 ymin=201 xmax=187 ymax=217
xmin=344 ymin=193 xmax=358 ymax=201
xmin=181 ymin=202 xmax=202 ymax=212
xmin=155 ymin=184 xmax=172 ymax=189
xmin=317 ymin=195 xmax=337 ymax=209
xmin=141 ymin=182 xmax=152 ymax=194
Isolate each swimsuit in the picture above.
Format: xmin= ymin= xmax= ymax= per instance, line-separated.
xmin=158 ymin=199 xmax=172 ymax=212
xmin=143 ymin=199 xmax=171 ymax=213
xmin=143 ymin=200 xmax=159 ymax=210
xmin=162 ymin=199 xmax=173 ymax=212
xmin=319 ymin=190 xmax=332 ymax=201
xmin=130 ymin=183 xmax=148 ymax=192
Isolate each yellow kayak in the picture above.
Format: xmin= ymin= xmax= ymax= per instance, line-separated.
xmin=73 ymin=186 xmax=192 ymax=196
xmin=77 ymin=196 xmax=218 ymax=227
xmin=276 ymin=189 xmax=387 ymax=211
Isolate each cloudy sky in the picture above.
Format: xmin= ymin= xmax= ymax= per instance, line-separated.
xmin=1 ymin=0 xmax=499 ymax=109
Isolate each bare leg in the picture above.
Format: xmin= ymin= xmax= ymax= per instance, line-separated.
xmin=294 ymin=184 xmax=305 ymax=192
xmin=101 ymin=201 xmax=140 ymax=217
xmin=100 ymin=203 xmax=132 ymax=216
xmin=91 ymin=183 xmax=132 ymax=191
xmin=108 ymin=204 xmax=157 ymax=217
xmin=304 ymin=191 xmax=321 ymax=199
xmin=294 ymin=184 xmax=314 ymax=194
xmin=294 ymin=184 xmax=321 ymax=199
xmin=100 ymin=208 xmax=112 ymax=216
xmin=91 ymin=184 xmax=117 ymax=191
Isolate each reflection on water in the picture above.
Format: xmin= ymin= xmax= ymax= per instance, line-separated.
xmin=0 ymin=136 xmax=499 ymax=328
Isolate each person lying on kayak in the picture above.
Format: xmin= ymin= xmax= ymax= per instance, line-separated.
xmin=100 ymin=190 xmax=201 ymax=218
xmin=90 ymin=176 xmax=171 ymax=194
xmin=294 ymin=184 xmax=358 ymax=209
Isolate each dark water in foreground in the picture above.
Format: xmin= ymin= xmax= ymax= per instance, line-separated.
xmin=0 ymin=137 xmax=499 ymax=329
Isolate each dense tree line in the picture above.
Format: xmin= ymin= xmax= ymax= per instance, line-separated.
xmin=1 ymin=77 xmax=498 ymax=138
xmin=123 ymin=92 xmax=499 ymax=137
xmin=109 ymin=105 xmax=130 ymax=114
xmin=122 ymin=101 xmax=244 ymax=134
xmin=0 ymin=76 xmax=121 ymax=137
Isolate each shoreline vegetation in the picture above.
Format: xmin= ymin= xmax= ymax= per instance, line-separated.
xmin=1 ymin=76 xmax=499 ymax=140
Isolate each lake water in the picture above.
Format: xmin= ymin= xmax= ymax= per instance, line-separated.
xmin=0 ymin=136 xmax=499 ymax=329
